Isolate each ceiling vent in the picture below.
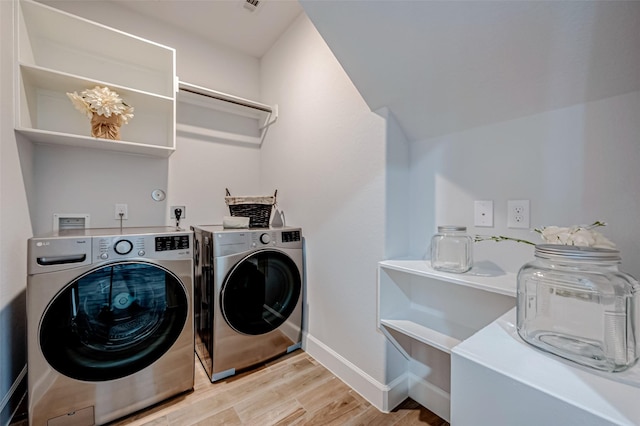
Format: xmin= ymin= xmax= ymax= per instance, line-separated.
xmin=243 ymin=0 xmax=261 ymax=12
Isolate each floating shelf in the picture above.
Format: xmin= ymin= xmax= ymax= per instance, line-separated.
xmin=379 ymin=260 xmax=517 ymax=298
xmin=177 ymin=81 xmax=277 ymax=146
xmin=15 ymin=0 xmax=176 ymax=157
xmin=380 ymin=319 xmax=463 ymax=354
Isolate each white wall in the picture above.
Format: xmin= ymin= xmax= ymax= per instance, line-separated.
xmin=27 ymin=1 xmax=263 ymax=234
xmin=259 ymin=14 xmax=394 ymax=404
xmin=409 ymin=90 xmax=640 ymax=278
xmin=1 ymin=0 xmax=31 ymax=422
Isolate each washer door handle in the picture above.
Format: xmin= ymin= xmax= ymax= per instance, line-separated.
xmin=37 ymin=254 xmax=86 ymax=266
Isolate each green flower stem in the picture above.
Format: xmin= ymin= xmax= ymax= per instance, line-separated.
xmin=474 ymin=235 xmax=536 ymax=245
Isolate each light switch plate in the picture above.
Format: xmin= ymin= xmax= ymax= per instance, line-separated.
xmin=474 ymin=200 xmax=494 ymax=227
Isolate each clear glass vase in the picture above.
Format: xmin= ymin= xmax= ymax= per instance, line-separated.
xmin=430 ymin=225 xmax=473 ymax=273
xmin=517 ymin=244 xmax=640 ymax=372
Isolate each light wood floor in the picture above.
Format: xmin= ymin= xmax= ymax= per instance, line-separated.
xmin=10 ymin=350 xmax=449 ymax=426
xmin=106 ymin=350 xmax=449 ymax=426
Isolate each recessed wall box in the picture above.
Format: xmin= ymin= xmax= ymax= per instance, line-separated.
xmin=53 ymin=213 xmax=90 ymax=232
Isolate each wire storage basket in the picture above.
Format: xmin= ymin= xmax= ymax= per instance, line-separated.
xmin=225 ymin=188 xmax=277 ymax=228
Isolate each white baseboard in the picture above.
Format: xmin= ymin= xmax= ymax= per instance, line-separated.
xmin=302 ymin=332 xmax=408 ymax=413
xmin=408 ymin=372 xmax=451 ymax=422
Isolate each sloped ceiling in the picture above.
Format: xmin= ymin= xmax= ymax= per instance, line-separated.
xmin=300 ymin=1 xmax=640 ymax=141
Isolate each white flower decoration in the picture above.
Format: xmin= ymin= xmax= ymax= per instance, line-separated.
xmin=66 ymin=86 xmax=134 ymax=123
xmin=538 ymin=223 xmax=616 ymax=249
xmin=475 ymin=220 xmax=616 ymax=249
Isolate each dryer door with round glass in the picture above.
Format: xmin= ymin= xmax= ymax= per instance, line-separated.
xmin=221 ymin=250 xmax=301 ymax=335
xmin=39 ymin=261 xmax=188 ymax=382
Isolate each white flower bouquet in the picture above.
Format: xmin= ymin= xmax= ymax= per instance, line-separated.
xmin=475 ymin=220 xmax=616 ymax=249
xmin=67 ymin=86 xmax=134 ymax=140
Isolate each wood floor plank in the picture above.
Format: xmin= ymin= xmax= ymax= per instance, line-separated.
xmin=191 ymin=407 xmax=242 ymax=426
xmin=295 ymin=375 xmax=353 ymax=413
xmin=241 ymin=398 xmax=304 ymax=425
xmin=301 ymin=393 xmax=365 ymax=426
xmin=269 ymin=407 xmax=308 ymax=426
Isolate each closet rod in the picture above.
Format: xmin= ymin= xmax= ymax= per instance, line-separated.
xmin=178 ymin=81 xmax=272 ymax=113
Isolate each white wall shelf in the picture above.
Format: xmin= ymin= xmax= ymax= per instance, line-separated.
xmin=15 ymin=0 xmax=176 ymax=157
xmin=378 ymin=259 xmax=517 ymax=420
xmin=177 ymin=81 xmax=277 ymax=146
xmin=379 ymin=259 xmax=517 ymax=297
xmin=380 ymin=318 xmax=464 ymax=354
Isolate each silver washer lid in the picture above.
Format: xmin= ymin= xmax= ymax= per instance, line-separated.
xmin=535 ymin=244 xmax=620 ymax=261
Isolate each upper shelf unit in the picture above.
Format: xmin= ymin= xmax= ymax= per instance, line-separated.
xmin=177 ymin=81 xmax=278 ymax=146
xmin=15 ymin=0 xmax=177 ymax=157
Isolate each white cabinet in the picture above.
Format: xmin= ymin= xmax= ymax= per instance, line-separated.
xmin=15 ymin=0 xmax=176 ymax=157
xmin=452 ymin=309 xmax=640 ymax=426
xmin=377 ymin=260 xmax=516 ymax=421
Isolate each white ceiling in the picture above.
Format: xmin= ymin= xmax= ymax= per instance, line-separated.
xmin=106 ymin=0 xmax=303 ymax=58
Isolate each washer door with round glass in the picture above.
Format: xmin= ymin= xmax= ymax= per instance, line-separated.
xmin=40 ymin=261 xmax=188 ymax=382
xmin=221 ymin=250 xmax=301 ymax=335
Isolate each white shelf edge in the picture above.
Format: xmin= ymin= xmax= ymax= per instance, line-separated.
xmin=380 ymin=319 xmax=460 ymax=354
xmin=379 ymin=259 xmax=517 ymax=297
xmin=15 ymin=128 xmax=175 ymax=158
xmin=19 ymin=63 xmax=175 ymax=101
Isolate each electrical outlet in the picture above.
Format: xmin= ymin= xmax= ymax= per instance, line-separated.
xmin=507 ymin=200 xmax=530 ymax=228
xmin=474 ymin=200 xmax=494 ymax=227
xmin=114 ymin=203 xmax=128 ymax=220
xmin=170 ymin=206 xmax=186 ymax=219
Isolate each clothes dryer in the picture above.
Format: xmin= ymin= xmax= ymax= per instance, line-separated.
xmin=27 ymin=227 xmax=194 ymax=425
xmin=192 ymin=226 xmax=303 ymax=381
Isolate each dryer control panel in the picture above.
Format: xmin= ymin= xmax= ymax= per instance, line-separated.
xmin=207 ymin=226 xmax=303 ymax=256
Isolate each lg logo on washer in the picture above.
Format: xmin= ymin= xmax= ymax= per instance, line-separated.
xmin=36 ymin=240 xmax=86 ymax=247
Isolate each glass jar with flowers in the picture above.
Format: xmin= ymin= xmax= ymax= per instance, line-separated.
xmin=476 ymin=221 xmax=640 ymax=372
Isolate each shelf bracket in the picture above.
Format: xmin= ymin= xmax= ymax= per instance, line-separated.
xmin=258 ymin=104 xmax=278 ymax=145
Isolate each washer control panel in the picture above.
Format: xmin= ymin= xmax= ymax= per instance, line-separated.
xmin=94 ymin=232 xmax=192 ymax=261
xmin=155 ymin=235 xmax=190 ymax=252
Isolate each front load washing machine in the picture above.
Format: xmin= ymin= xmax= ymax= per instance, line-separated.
xmin=27 ymin=227 xmax=194 ymax=426
xmin=191 ymin=225 xmax=303 ymax=381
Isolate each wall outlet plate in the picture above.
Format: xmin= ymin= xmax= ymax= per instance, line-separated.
xmin=170 ymin=206 xmax=186 ymax=219
xmin=474 ymin=200 xmax=494 ymax=227
xmin=507 ymin=200 xmax=530 ymax=228
xmin=114 ymin=203 xmax=128 ymax=220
